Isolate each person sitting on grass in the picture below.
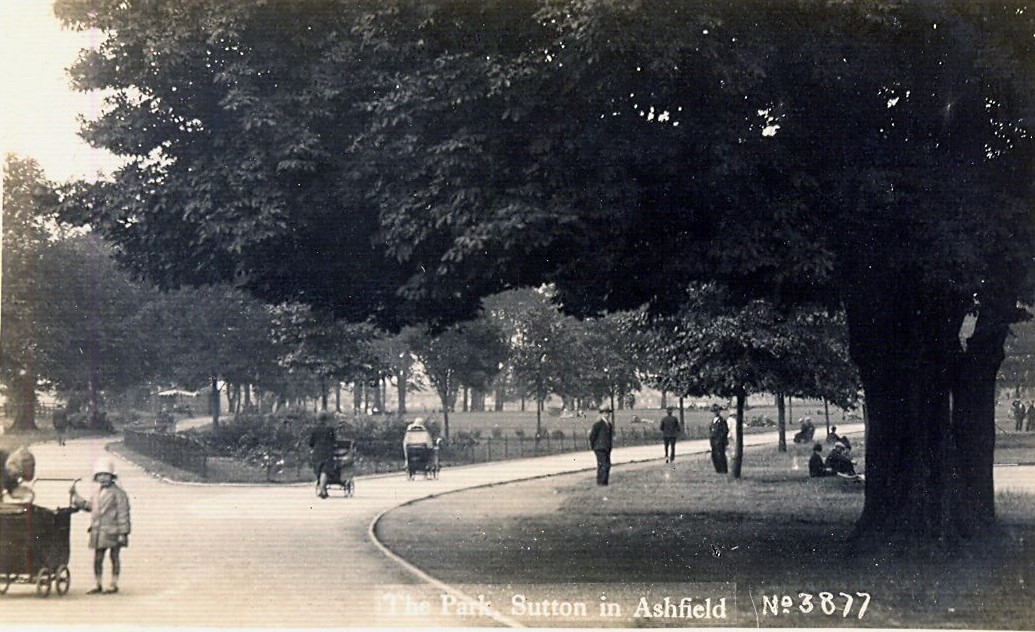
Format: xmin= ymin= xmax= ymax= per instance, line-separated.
xmin=825 ymin=442 xmax=864 ymax=482
xmin=808 ymin=443 xmax=833 ymax=477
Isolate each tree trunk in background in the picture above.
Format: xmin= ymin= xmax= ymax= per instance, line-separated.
xmin=678 ymin=396 xmax=685 ymax=426
xmin=535 ymin=397 xmax=543 ymax=439
xmin=353 ymin=381 xmax=362 ymax=412
xmin=729 ymin=390 xmax=745 ymax=479
xmin=776 ymin=393 xmax=787 ymax=452
xmin=210 ymin=376 xmax=220 ymax=428
xmin=397 ymin=368 xmax=409 ymax=414
xmin=471 ymin=388 xmax=486 ymax=411
xmin=8 ymin=371 xmax=39 ymax=432
xmin=494 ymin=385 xmax=505 ymax=411
xmin=660 ymin=390 xmax=668 ymax=409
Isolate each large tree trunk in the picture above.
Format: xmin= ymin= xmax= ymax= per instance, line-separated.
xmin=776 ymin=393 xmax=787 ymax=452
xmin=951 ymin=297 xmax=1012 ymax=535
xmin=845 ymin=280 xmax=966 ymax=551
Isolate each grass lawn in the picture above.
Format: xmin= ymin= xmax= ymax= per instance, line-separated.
xmin=403 ymin=403 xmax=838 ymax=441
xmin=377 ymin=434 xmax=1035 ymax=629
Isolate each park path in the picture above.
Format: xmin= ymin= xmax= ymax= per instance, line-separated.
xmin=5 ymin=422 xmax=1030 ymax=627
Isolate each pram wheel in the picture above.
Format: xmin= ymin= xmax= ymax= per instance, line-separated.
xmin=54 ymin=565 xmax=70 ymax=596
xmin=36 ymin=569 xmax=52 ymax=597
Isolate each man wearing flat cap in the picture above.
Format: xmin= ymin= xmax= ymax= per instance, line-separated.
xmin=589 ymin=405 xmax=614 ymax=485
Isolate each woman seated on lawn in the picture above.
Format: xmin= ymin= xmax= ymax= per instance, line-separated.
xmin=825 ymin=442 xmax=863 ymax=481
xmin=808 ymin=443 xmax=833 ymax=477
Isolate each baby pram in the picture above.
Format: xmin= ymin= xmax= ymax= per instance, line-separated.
xmin=0 ymin=479 xmax=79 ymax=597
xmin=405 ymin=438 xmax=441 ymax=480
xmin=317 ymin=440 xmax=355 ymax=498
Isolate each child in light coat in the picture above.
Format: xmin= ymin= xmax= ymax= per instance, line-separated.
xmin=71 ymin=457 xmax=131 ymax=594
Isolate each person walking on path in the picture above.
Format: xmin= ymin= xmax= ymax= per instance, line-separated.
xmin=308 ymin=415 xmax=337 ymax=498
xmin=53 ymin=405 xmax=69 ymax=446
xmin=659 ymin=407 xmax=682 ymax=463
xmin=71 ymin=457 xmax=131 ymax=595
xmin=589 ymin=405 xmax=614 ymax=485
xmin=709 ymin=408 xmax=729 ymax=474
xmin=1027 ymin=401 xmax=1035 ymax=432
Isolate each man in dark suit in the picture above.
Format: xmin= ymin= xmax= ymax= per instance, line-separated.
xmin=589 ymin=405 xmax=614 ymax=485
xmin=660 ymin=407 xmax=682 ymax=463
xmin=709 ymin=408 xmax=729 ymax=473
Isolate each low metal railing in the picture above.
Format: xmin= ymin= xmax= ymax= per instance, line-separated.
xmin=123 ymin=429 xmax=208 ymax=478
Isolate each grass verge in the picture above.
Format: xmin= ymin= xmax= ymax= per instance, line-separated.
xmin=378 ymin=440 xmax=1035 ymax=629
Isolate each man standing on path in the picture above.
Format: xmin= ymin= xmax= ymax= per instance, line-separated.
xmin=1013 ymin=400 xmax=1026 ymax=431
xmin=1027 ymin=401 xmax=1035 ymax=432
xmin=709 ymin=408 xmax=729 ymax=474
xmin=589 ymin=405 xmax=614 ymax=485
xmin=660 ymin=407 xmax=681 ymax=463
xmin=53 ymin=406 xmax=69 ymax=446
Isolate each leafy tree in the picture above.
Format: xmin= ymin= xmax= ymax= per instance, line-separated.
xmin=484 ymin=288 xmax=580 ymax=435
xmin=41 ymin=234 xmax=155 ymax=425
xmin=2 ymin=155 xmax=62 ymax=430
xmin=3 ymin=156 xmax=158 ymax=430
xmin=134 ymin=286 xmax=284 ymax=426
xmin=269 ymin=304 xmax=383 ymax=413
xmin=572 ymin=311 xmax=644 ymax=416
xmin=411 ymin=318 xmax=508 ymax=439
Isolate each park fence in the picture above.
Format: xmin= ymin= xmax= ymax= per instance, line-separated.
xmin=124 ymin=429 xmax=208 ymax=478
xmin=355 ymin=425 xmax=676 ymax=467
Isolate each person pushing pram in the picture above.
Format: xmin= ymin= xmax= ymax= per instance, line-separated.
xmin=403 ymin=418 xmax=440 ymax=480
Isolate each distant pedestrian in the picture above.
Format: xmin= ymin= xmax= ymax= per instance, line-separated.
xmin=589 ymin=405 xmax=614 ymax=485
xmin=53 ymin=405 xmax=69 ymax=446
xmin=71 ymin=458 xmax=131 ymax=595
xmin=708 ymin=408 xmax=729 ymax=473
xmin=659 ymin=407 xmax=681 ymax=463
xmin=308 ymin=415 xmax=336 ymax=498
xmin=1027 ymin=401 xmax=1035 ymax=432
xmin=1012 ymin=400 xmax=1026 ymax=431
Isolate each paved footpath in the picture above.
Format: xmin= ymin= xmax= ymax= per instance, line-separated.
xmin=2 ymin=422 xmax=1028 ymax=627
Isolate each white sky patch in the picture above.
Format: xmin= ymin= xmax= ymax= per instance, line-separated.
xmin=887 ymin=97 xmax=900 ymax=108
xmin=1 ymin=1 xmax=123 ymax=182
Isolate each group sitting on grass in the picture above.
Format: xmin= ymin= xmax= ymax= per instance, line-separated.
xmin=809 ymin=442 xmax=864 ymax=483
